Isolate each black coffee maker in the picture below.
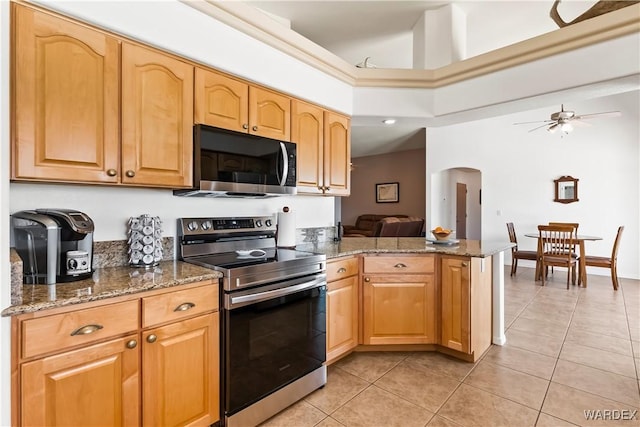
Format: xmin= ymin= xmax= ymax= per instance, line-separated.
xmin=11 ymin=209 xmax=95 ymax=284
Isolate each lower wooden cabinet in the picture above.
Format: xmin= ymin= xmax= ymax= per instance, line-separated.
xmin=326 ymin=257 xmax=359 ymax=363
xmin=13 ymin=281 xmax=219 ymax=427
xmin=143 ymin=312 xmax=219 ymax=427
xmin=20 ymin=335 xmax=140 ymax=427
xmin=440 ymin=256 xmax=492 ymax=359
xmin=362 ymin=255 xmax=436 ymax=345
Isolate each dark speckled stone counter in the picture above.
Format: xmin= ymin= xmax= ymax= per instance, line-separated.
xmin=2 ymin=261 xmax=221 ymax=317
xmin=296 ymin=237 xmax=514 ymax=259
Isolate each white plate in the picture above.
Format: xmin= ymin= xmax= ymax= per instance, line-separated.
xmin=235 ymin=249 xmax=266 ymax=257
xmin=426 ymin=238 xmax=460 ymax=245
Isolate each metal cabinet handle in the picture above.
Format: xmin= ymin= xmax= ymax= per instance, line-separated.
xmin=461 ymin=262 xmax=468 ymax=267
xmin=147 ymin=334 xmax=157 ymax=343
xmin=125 ymin=170 xmax=135 ymax=178
xmin=252 ymin=126 xmax=258 ymax=131
xmin=326 ymin=186 xmax=331 ymax=191
xmin=364 ymin=277 xmax=370 ymax=282
xmin=243 ymin=124 xmax=249 ymax=129
xmin=70 ymin=324 xmax=103 ymax=336
xmin=394 ymin=263 xmax=407 ymax=268
xmin=106 ymin=169 xmax=117 ymax=177
xmin=126 ymin=340 xmax=137 ymax=349
xmin=174 ymin=302 xmax=195 ymax=312
xmin=337 ymin=267 xmax=347 ymax=273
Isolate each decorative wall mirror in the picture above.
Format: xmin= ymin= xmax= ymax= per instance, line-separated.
xmin=554 ymin=176 xmax=579 ymax=203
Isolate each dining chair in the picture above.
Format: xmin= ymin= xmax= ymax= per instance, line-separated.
xmin=506 ymin=222 xmax=538 ymax=276
xmin=538 ymin=224 xmax=578 ymax=288
xmin=548 ymin=222 xmax=580 ymax=278
xmin=581 ymin=226 xmax=624 ymax=290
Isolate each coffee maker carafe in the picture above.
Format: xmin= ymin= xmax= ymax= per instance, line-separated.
xmin=12 ymin=209 xmax=94 ymax=284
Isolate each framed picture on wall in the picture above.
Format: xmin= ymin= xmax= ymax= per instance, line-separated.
xmin=376 ymin=182 xmax=399 ymax=203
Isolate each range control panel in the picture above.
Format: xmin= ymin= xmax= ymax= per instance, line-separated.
xmin=178 ymin=216 xmax=276 ymax=236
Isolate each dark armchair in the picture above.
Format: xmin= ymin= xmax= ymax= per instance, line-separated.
xmin=373 ymin=216 xmax=425 ymax=237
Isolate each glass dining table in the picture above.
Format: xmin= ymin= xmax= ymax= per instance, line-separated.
xmin=524 ymin=233 xmax=602 ymax=287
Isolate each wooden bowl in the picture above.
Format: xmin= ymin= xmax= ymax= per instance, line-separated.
xmin=431 ymin=230 xmax=453 ymax=241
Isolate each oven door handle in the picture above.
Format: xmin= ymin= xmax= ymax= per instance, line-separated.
xmin=229 ymin=275 xmax=326 ymax=308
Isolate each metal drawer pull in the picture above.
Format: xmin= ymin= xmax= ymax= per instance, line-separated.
xmin=126 ymin=340 xmax=137 ymax=349
xmin=70 ymin=324 xmax=104 ymax=336
xmin=394 ymin=263 xmax=407 ymax=268
xmin=174 ymin=302 xmax=196 ymax=312
xmin=364 ymin=277 xmax=370 ymax=282
xmin=147 ymin=334 xmax=157 ymax=343
xmin=337 ymin=267 xmax=347 ymax=273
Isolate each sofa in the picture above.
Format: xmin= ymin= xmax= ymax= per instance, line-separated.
xmin=343 ymin=214 xmax=409 ymax=237
xmin=373 ymin=216 xmax=425 ymax=237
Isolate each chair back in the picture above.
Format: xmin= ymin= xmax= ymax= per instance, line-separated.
xmin=612 ymin=226 xmax=624 ymax=260
xmin=506 ymin=222 xmax=519 ymax=254
xmin=549 ymin=222 xmax=579 ymax=238
xmin=538 ymin=224 xmax=576 ymax=259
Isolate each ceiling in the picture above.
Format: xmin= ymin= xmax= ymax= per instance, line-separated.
xmin=243 ymin=1 xmax=629 ymax=157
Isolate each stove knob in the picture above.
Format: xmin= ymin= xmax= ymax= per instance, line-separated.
xmin=187 ymin=221 xmax=199 ymax=231
xmin=265 ymin=219 xmax=272 ymax=227
xmin=255 ymin=220 xmax=263 ymax=227
xmin=201 ymin=220 xmax=212 ymax=230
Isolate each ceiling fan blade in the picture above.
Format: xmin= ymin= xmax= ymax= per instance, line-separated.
xmin=574 ymin=111 xmax=622 ymax=120
xmin=528 ymin=122 xmax=555 ymax=132
xmin=513 ymin=119 xmax=555 ymax=125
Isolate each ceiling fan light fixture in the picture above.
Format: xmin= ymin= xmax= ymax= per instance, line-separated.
xmin=547 ymin=123 xmax=559 ymax=133
xmin=560 ymin=122 xmax=574 ymax=134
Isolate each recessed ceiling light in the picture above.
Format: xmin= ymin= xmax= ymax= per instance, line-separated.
xmin=382 ymin=119 xmax=396 ymax=125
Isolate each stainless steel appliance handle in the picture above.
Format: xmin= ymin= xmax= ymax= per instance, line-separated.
xmin=229 ymin=275 xmax=325 ymax=308
xmin=279 ymin=142 xmax=289 ymax=186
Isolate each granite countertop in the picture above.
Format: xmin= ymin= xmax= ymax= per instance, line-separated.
xmin=4 ymin=237 xmax=512 ymax=317
xmin=297 ymin=237 xmax=514 ymax=259
xmin=2 ymin=260 xmax=222 ymax=317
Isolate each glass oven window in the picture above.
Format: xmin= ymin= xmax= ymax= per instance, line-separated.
xmin=224 ymin=286 xmax=326 ymax=415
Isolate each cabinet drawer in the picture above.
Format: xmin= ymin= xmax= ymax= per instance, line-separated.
xmin=327 ymin=257 xmax=359 ymax=282
xmin=363 ymin=255 xmax=434 ymax=274
xmin=142 ymin=284 xmax=218 ymax=328
xmin=21 ymin=300 xmax=139 ymax=359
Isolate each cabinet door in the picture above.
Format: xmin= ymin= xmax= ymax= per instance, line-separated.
xmin=323 ymin=111 xmax=350 ymax=196
xmin=142 ymin=312 xmax=219 ymax=427
xmin=195 ymin=67 xmax=249 ymax=132
xmin=362 ymin=274 xmax=436 ymax=345
xmin=440 ymin=256 xmax=471 ymax=354
xmin=249 ymin=86 xmax=291 ymax=141
xmin=292 ymin=100 xmax=324 ymax=194
xmin=12 ymin=4 xmax=119 ymax=183
xmin=121 ymin=43 xmax=193 ymax=188
xmin=20 ymin=335 xmax=139 ymax=427
xmin=327 ymin=275 xmax=359 ymax=363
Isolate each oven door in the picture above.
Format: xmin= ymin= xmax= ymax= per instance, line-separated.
xmin=223 ymin=273 xmax=326 ymax=417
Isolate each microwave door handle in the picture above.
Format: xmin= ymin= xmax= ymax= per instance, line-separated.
xmin=279 ymin=142 xmax=288 ymax=186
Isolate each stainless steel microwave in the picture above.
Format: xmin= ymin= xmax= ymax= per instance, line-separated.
xmin=174 ymin=125 xmax=297 ymax=198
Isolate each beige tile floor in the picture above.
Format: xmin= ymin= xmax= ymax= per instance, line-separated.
xmin=260 ymin=266 xmax=640 ymax=427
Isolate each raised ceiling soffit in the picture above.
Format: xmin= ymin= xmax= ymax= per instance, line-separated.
xmin=183 ymin=1 xmax=640 ymax=89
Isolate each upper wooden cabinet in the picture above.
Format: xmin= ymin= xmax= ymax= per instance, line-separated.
xmin=121 ymin=43 xmax=193 ymax=188
xmin=11 ymin=4 xmax=193 ymax=188
xmin=292 ymin=100 xmax=324 ymax=193
xmin=324 ymin=111 xmax=351 ymax=196
xmin=12 ymin=4 xmax=120 ymax=183
xmin=195 ymin=67 xmax=291 ymax=141
xmin=293 ymin=102 xmax=351 ymax=196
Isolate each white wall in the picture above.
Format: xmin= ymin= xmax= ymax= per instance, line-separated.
xmin=0 ymin=1 xmax=11 ymax=424
xmin=427 ymin=91 xmax=640 ymax=280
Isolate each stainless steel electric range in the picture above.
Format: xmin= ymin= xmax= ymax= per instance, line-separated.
xmin=178 ymin=216 xmax=327 ymax=427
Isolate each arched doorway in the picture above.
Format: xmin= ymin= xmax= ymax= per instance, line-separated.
xmin=429 ymin=167 xmax=481 ymax=240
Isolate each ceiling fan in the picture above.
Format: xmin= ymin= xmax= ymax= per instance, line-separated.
xmin=514 ymin=104 xmax=622 ymax=134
